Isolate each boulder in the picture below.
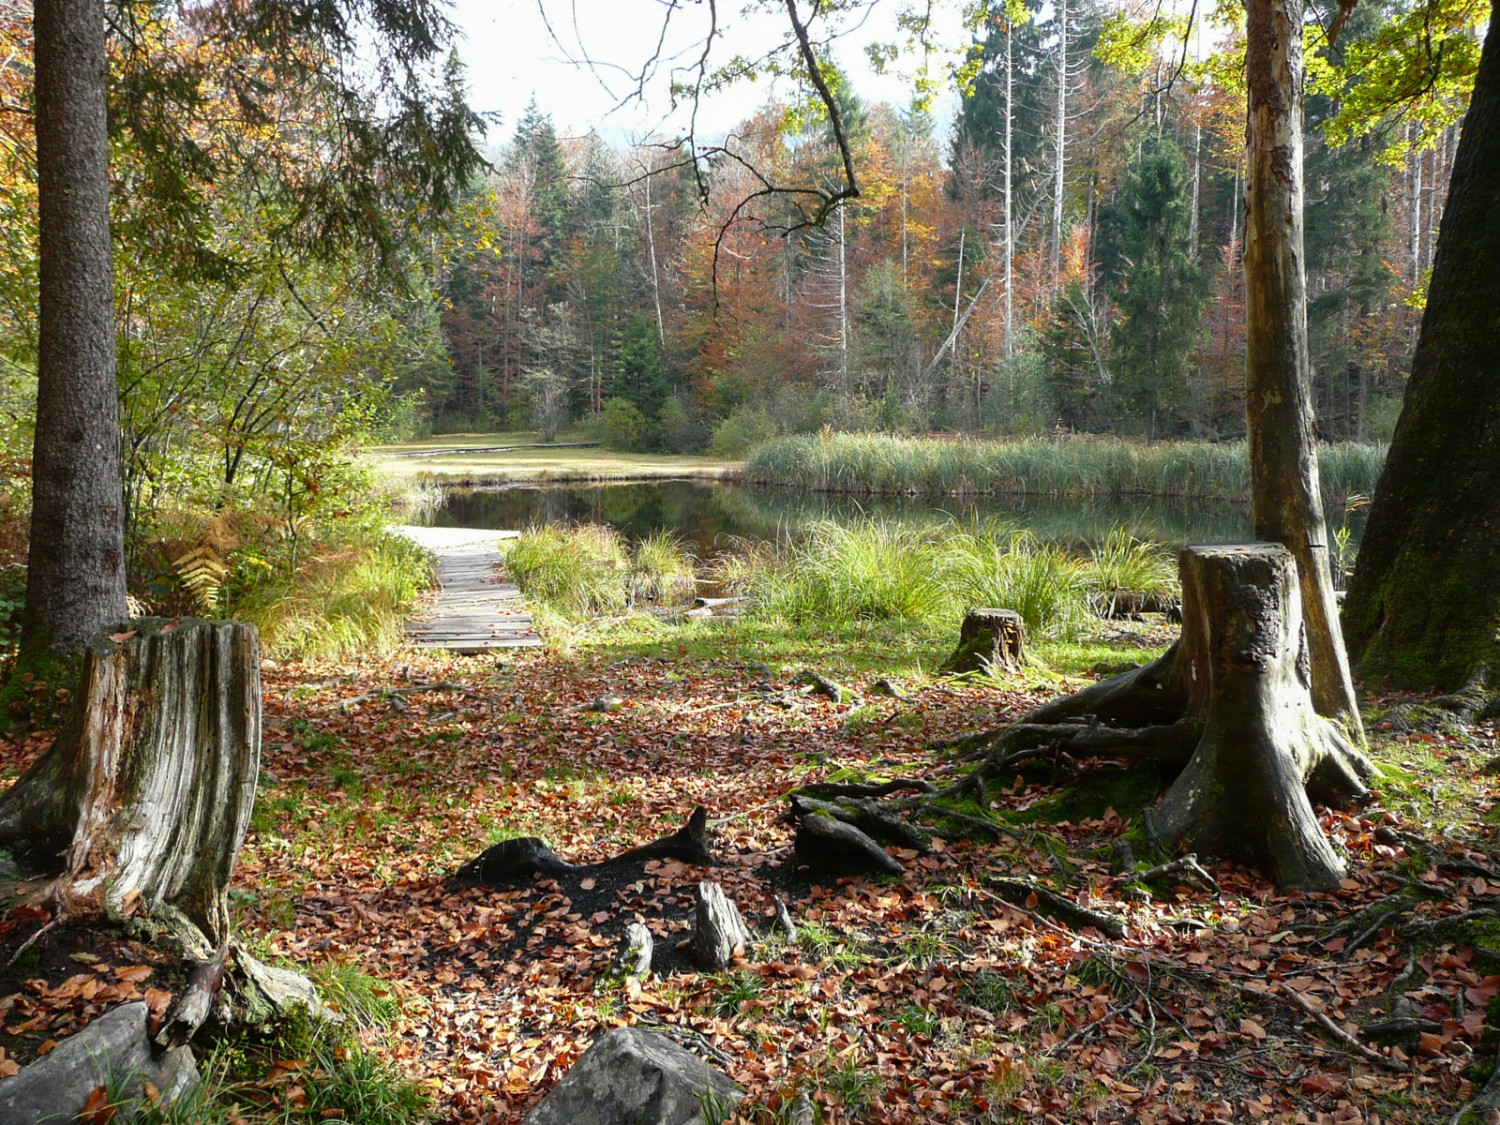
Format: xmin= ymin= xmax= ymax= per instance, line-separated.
xmin=0 ymin=1002 xmax=198 ymax=1124
xmin=521 ymin=1027 xmax=743 ymax=1125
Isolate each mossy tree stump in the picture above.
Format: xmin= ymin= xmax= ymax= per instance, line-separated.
xmin=943 ymin=608 xmax=1026 ymax=675
xmin=1015 ymin=544 xmax=1374 ymax=890
xmin=0 ymin=618 xmax=260 ymax=946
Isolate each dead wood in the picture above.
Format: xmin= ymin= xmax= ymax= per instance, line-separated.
xmin=799 ymin=669 xmax=851 ymax=703
xmin=692 ymin=881 xmax=752 ymax=969
xmin=1277 ymin=981 xmax=1407 ymax=1072
xmin=787 ymin=794 xmax=934 ymax=854
xmin=942 ymin=608 xmax=1027 ymax=675
xmin=789 ymin=806 xmax=905 ymax=877
xmin=0 ymin=618 xmax=261 ymax=947
xmin=614 ymin=922 xmax=653 ymax=979
xmin=1123 ymin=854 xmax=1221 ymax=896
xmin=984 ymin=876 xmax=1127 ymax=939
xmin=453 ymin=806 xmax=714 ymax=886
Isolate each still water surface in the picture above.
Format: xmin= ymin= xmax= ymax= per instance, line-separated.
xmin=424 ymin=479 xmax=1365 ymax=559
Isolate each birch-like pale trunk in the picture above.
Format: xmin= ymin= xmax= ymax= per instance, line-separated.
xmin=1049 ymin=0 xmax=1068 ymax=272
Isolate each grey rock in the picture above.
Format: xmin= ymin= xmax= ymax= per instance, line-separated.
xmin=0 ymin=1002 xmax=199 ymax=1125
xmin=521 ymin=1027 xmax=743 ymax=1125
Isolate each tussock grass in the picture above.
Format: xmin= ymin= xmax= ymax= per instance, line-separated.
xmin=714 ymin=517 xmax=1176 ymax=642
xmin=234 ymin=533 xmax=432 ymax=660
xmin=504 ymin=523 xmax=697 ymax=619
xmin=744 ymin=433 xmax=1386 ymax=505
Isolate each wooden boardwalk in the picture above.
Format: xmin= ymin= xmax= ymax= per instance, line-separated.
xmin=393 ymin=526 xmax=542 ymax=652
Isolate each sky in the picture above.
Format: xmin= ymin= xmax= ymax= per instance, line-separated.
xmin=444 ymin=0 xmax=965 ymax=147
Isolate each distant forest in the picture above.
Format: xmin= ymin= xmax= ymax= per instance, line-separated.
xmin=424 ymin=0 xmax=1464 ymax=454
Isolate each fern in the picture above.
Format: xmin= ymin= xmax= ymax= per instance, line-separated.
xmin=173 ymin=545 xmax=229 ymax=614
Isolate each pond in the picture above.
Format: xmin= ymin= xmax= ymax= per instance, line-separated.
xmin=424 ymin=479 xmax=1370 ymax=563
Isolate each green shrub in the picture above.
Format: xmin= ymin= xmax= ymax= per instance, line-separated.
xmin=504 ymin=523 xmax=696 ymax=618
xmin=710 ymin=405 xmax=783 ymax=460
xmin=598 ymin=398 xmax=652 ymax=452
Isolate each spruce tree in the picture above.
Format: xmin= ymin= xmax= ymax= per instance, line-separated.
xmin=1102 ymin=134 xmax=1208 ymax=435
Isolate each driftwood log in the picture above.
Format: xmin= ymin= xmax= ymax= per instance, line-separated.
xmin=454 ymin=806 xmax=714 ymax=886
xmin=691 ymin=881 xmax=752 ymax=970
xmin=943 ymin=608 xmax=1026 ymax=675
xmin=0 ymin=618 xmax=260 ymax=946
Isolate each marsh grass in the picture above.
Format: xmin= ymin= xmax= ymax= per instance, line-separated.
xmin=232 ymin=531 xmax=432 ymax=660
xmin=715 ymin=517 xmax=1168 ymax=641
xmin=745 ymin=433 xmax=1386 ymax=505
xmin=503 ymin=523 xmax=696 ymax=619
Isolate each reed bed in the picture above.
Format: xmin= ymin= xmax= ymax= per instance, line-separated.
xmin=743 ymin=434 xmax=1386 ymax=505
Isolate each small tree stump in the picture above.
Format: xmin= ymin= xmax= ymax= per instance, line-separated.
xmin=691 ymin=881 xmax=751 ymax=970
xmin=0 ymin=619 xmax=260 ymax=946
xmin=615 ymin=922 xmax=654 ymax=979
xmin=943 ymin=608 xmax=1026 ymax=674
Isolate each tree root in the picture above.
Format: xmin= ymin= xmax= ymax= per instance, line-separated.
xmin=983 ymin=875 xmax=1127 ymax=939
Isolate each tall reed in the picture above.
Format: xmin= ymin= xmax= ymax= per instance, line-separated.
xmin=743 ymin=433 xmax=1385 ymax=507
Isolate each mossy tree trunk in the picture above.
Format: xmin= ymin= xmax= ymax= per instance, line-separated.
xmin=1343 ymin=0 xmax=1500 ymax=691
xmin=1000 ymin=545 xmax=1375 ymax=891
xmin=0 ymin=619 xmax=261 ymax=947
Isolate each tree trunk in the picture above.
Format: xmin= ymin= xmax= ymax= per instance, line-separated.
xmin=0 ymin=619 xmax=261 ymax=947
xmin=1242 ymin=0 xmax=1361 ymax=734
xmin=20 ymin=0 xmax=127 ymax=660
xmin=1343 ymin=0 xmax=1500 ymax=690
xmin=1146 ymin=546 xmax=1367 ymax=890
xmin=989 ymin=545 xmax=1374 ymax=891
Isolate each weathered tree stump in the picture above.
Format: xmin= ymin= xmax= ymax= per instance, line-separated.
xmin=453 ymin=806 xmax=714 ymax=887
xmin=691 ymin=881 xmax=752 ymax=970
xmin=943 ymin=608 xmax=1026 ymax=675
xmin=995 ymin=544 xmax=1375 ymax=890
xmin=0 ymin=618 xmax=260 ymax=945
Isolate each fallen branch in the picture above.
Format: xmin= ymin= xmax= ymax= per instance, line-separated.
xmin=1277 ymin=981 xmax=1407 ymax=1072
xmin=984 ymin=876 xmax=1127 ymax=940
xmin=1123 ymin=853 xmax=1221 ymax=896
xmin=334 ymin=680 xmax=482 ymax=713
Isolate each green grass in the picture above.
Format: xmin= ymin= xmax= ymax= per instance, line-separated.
xmin=715 ymin=517 xmax=1173 ymax=642
xmin=231 ymin=530 xmax=432 ymax=660
xmin=503 ymin=523 xmax=697 ymax=619
xmin=131 ymin=965 xmax=428 ymax=1125
xmin=744 ymin=433 xmax=1386 ymax=505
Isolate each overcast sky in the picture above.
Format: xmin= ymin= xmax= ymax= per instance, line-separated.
xmin=445 ymin=0 xmax=963 ymax=146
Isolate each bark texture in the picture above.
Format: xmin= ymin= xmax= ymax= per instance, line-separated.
xmin=691 ymin=881 xmax=752 ymax=970
xmin=1342 ymin=0 xmax=1500 ymax=690
xmin=943 ymin=608 xmax=1026 ymax=675
xmin=997 ymin=546 xmax=1374 ymax=891
xmin=22 ymin=0 xmax=127 ymax=658
xmin=0 ymin=619 xmax=261 ymax=945
xmin=1242 ymin=0 xmax=1361 ymax=733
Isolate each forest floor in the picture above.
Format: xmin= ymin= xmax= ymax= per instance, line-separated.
xmin=4 ymin=615 xmax=1500 ymax=1124
xmin=369 ymin=431 xmax=736 ymax=484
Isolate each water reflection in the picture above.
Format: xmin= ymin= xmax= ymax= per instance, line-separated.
xmin=427 ymin=480 xmax=1368 ymax=560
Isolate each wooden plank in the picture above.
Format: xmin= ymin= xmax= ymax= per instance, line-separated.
xmin=390 ymin=525 xmax=542 ymax=652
